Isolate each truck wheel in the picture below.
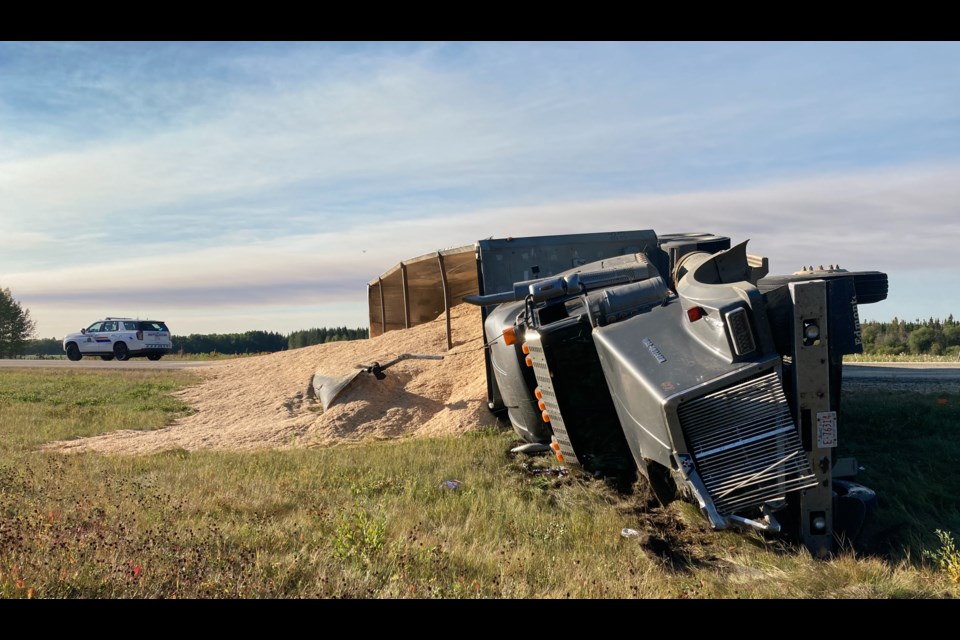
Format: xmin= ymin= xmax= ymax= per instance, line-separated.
xmin=113 ymin=342 xmax=130 ymax=361
xmin=147 ymin=354 xmax=162 ymax=361
xmin=66 ymin=343 xmax=82 ymax=361
xmin=100 ymin=355 xmax=115 ymax=361
xmin=757 ymin=271 xmax=888 ymax=305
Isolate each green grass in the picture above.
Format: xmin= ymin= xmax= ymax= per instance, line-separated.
xmin=15 ymin=352 xmax=269 ymax=361
xmin=839 ymin=390 xmax=960 ymax=557
xmin=0 ymin=369 xmax=958 ymax=598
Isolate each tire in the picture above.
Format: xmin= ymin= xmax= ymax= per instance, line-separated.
xmin=113 ymin=342 xmax=130 ymax=361
xmin=757 ymin=271 xmax=888 ymax=305
xmin=147 ymin=354 xmax=162 ymax=361
xmin=100 ymin=355 xmax=115 ymax=361
xmin=66 ymin=343 xmax=82 ymax=361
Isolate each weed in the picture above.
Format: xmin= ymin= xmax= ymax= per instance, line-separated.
xmin=333 ymin=506 xmax=386 ymax=565
xmin=924 ymin=530 xmax=960 ymax=583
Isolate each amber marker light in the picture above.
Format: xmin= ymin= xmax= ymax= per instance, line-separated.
xmin=549 ymin=439 xmax=564 ymax=463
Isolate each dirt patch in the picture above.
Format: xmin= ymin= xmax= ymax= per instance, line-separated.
xmin=618 ymin=498 xmax=720 ymax=572
xmin=47 ymin=304 xmax=491 ymax=456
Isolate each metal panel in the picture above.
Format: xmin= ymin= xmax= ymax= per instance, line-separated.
xmin=476 ymin=230 xmax=659 ymax=299
xmin=789 ymin=280 xmax=834 ymax=557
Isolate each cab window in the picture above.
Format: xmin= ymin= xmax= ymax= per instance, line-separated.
xmin=102 ymin=321 xmax=118 ymax=332
xmin=87 ymin=322 xmax=104 ymax=332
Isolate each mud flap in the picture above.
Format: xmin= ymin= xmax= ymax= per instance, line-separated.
xmin=833 ymin=479 xmax=877 ymax=543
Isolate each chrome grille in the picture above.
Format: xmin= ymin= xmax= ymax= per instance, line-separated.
xmin=678 ymin=371 xmax=816 ymax=514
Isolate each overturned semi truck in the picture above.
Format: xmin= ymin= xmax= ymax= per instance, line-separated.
xmin=464 ymin=230 xmax=887 ymax=556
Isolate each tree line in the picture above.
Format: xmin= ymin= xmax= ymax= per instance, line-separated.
xmin=20 ymin=326 xmax=370 ymax=357
xmin=4 ymin=284 xmax=957 ymax=358
xmin=287 ymin=326 xmax=368 ymax=348
xmin=860 ymin=315 xmax=960 ymax=356
xmin=172 ymin=326 xmax=368 ymax=354
xmin=22 ymin=317 xmax=959 ymax=358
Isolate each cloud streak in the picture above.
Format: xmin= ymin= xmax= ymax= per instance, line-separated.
xmin=6 ymin=163 xmax=958 ymax=336
xmin=2 ymin=42 xmax=959 ymax=336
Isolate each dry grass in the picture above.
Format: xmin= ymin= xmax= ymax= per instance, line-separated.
xmin=1 ymin=369 xmax=958 ymax=598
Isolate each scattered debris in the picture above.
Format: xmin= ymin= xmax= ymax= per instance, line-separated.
xmin=441 ymin=479 xmax=463 ymax=490
xmin=621 ymin=528 xmax=642 ymax=539
xmin=510 ymin=442 xmax=552 ymax=455
xmin=519 ymin=462 xmax=569 ymax=477
xmin=358 ymin=354 xmax=445 ymax=380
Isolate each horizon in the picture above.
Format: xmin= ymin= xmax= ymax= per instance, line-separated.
xmin=25 ymin=311 xmax=958 ymax=343
xmin=2 ymin=42 xmax=958 ymax=338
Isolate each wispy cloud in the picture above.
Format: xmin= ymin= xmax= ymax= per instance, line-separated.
xmin=1 ymin=42 xmax=958 ymax=336
xmin=6 ymin=163 xmax=958 ymax=335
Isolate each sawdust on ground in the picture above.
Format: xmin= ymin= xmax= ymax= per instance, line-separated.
xmin=47 ymin=304 xmax=492 ymax=455
xmin=45 ymin=302 xmax=945 ymax=457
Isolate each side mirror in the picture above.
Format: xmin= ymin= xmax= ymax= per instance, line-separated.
xmin=81 ymin=328 xmax=87 ymax=334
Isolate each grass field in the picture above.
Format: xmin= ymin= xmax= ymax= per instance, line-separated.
xmin=0 ymin=368 xmax=958 ymax=598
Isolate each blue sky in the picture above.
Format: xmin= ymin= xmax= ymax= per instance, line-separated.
xmin=1 ymin=41 xmax=958 ymax=338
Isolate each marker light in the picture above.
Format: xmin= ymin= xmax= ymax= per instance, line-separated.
xmin=502 ymin=327 xmax=518 ymax=345
xmin=550 ymin=438 xmax=564 ymax=463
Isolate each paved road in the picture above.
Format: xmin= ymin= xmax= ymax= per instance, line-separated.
xmin=842 ymin=362 xmax=960 ymax=381
xmin=0 ymin=358 xmax=227 ymax=370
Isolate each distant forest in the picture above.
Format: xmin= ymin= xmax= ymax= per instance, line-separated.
xmin=22 ymin=326 xmax=369 ymax=356
xmin=20 ymin=316 xmax=960 ymax=358
xmin=861 ymin=315 xmax=960 ymax=356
